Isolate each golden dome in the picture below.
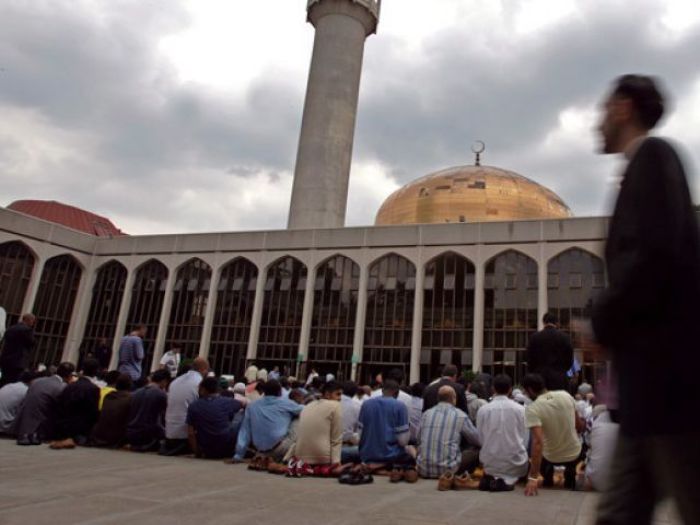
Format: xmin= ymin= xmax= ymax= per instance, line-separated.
xmin=375 ymin=165 xmax=572 ymax=225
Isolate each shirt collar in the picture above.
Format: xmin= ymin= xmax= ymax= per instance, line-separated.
xmin=624 ymin=134 xmax=647 ymax=160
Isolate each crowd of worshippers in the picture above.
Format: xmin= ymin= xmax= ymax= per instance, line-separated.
xmin=0 ymin=358 xmax=617 ymax=494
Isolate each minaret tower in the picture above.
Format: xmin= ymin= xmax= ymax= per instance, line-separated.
xmin=287 ymin=0 xmax=380 ymax=230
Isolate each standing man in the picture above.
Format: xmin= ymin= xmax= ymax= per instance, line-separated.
xmin=526 ymin=313 xmax=573 ymax=391
xmin=0 ymin=313 xmax=36 ymax=387
xmin=593 ymin=75 xmax=700 ymax=524
xmin=159 ymin=347 xmax=181 ymax=379
xmin=118 ymin=325 xmax=146 ymax=382
xmin=422 ymin=364 xmax=468 ymax=414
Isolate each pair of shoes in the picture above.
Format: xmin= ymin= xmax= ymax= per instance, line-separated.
xmin=453 ymin=473 xmax=480 ymax=490
xmin=248 ymin=456 xmax=264 ymax=471
xmin=340 ymin=471 xmax=374 ymax=485
xmin=389 ymin=468 xmax=404 ymax=483
xmin=490 ymin=478 xmax=515 ymax=492
xmin=17 ymin=434 xmax=32 ymax=446
xmin=438 ymin=472 xmax=455 ymax=491
xmin=267 ymin=461 xmax=288 ymax=475
xmin=404 ymin=468 xmax=418 ymax=483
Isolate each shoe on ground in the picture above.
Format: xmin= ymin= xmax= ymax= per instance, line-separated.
xmin=16 ymin=434 xmax=32 ymax=446
xmin=454 ymin=473 xmax=480 ymax=490
xmin=404 ymin=468 xmax=418 ymax=483
xmin=30 ymin=433 xmax=42 ymax=445
xmin=438 ymin=471 xmax=454 ymax=491
xmin=389 ymin=468 xmax=404 ymax=483
xmin=490 ymin=478 xmax=515 ymax=492
xmin=479 ymin=474 xmax=494 ymax=491
xmin=267 ymin=461 xmax=287 ymax=475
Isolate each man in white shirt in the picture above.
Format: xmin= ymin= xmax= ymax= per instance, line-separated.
xmin=340 ymin=381 xmax=361 ymax=463
xmin=0 ymin=371 xmax=33 ymax=434
xmin=477 ymin=374 xmax=528 ymax=492
xmin=159 ymin=347 xmax=181 ymax=379
xmin=160 ymin=357 xmax=209 ymax=456
xmin=585 ymin=407 xmax=619 ymax=492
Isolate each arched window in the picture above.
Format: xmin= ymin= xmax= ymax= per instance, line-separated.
xmin=0 ymin=241 xmax=35 ymax=327
xmin=547 ymin=248 xmax=606 ymax=383
xmin=165 ymin=258 xmax=212 ymax=361
xmin=126 ymin=260 xmax=168 ymax=372
xmin=80 ymin=261 xmax=127 ymax=360
xmin=422 ymin=252 xmax=475 ymax=382
xmin=308 ymin=255 xmax=359 ymax=381
xmin=209 ymin=258 xmax=258 ymax=377
xmin=256 ymin=256 xmax=307 ymax=374
xmin=362 ymin=254 xmax=416 ymax=383
xmin=483 ymin=250 xmax=538 ymax=382
xmin=32 ymin=254 xmax=82 ymax=366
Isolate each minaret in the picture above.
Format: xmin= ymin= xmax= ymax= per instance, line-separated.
xmin=287 ymin=0 xmax=380 ymax=230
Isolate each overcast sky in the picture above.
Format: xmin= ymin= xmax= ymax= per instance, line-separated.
xmin=1 ymin=0 xmax=699 ymax=234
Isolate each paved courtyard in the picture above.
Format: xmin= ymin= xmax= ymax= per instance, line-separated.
xmin=0 ymin=439 xmax=680 ymax=525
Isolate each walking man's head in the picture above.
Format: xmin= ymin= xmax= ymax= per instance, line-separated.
xmin=21 ymin=313 xmax=36 ymax=327
xmin=598 ymin=74 xmax=665 ymax=155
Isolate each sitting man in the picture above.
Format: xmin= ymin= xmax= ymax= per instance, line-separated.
xmin=161 ymin=357 xmax=209 ymax=456
xmin=0 ymin=371 xmax=34 ymax=435
xmin=15 ymin=363 xmax=75 ymax=444
xmin=477 ymin=374 xmax=529 ymax=492
xmin=187 ymin=376 xmax=243 ymax=459
xmin=127 ymin=369 xmax=171 ymax=452
xmin=340 ymin=381 xmax=362 ymax=463
xmin=523 ymin=373 xmax=583 ymax=496
xmin=418 ymin=385 xmax=481 ymax=490
xmin=91 ymin=373 xmax=133 ymax=447
xmin=50 ymin=359 xmax=101 ymax=448
xmin=286 ymin=381 xmax=343 ymax=476
xmin=233 ymin=379 xmax=304 ymax=467
xmin=358 ymin=379 xmax=417 ymax=482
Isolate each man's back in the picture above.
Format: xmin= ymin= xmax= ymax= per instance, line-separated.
xmin=91 ymin=390 xmax=131 ymax=446
xmin=55 ymin=377 xmax=100 ymax=439
xmin=358 ymin=396 xmax=408 ymax=463
xmin=15 ymin=375 xmax=65 ymax=438
xmin=187 ymin=396 xmax=241 ymax=458
xmin=165 ymin=370 xmax=201 ymax=439
xmin=525 ymin=390 xmax=581 ymax=463
xmin=127 ymin=385 xmax=167 ymax=445
xmin=423 ymin=379 xmax=467 ymax=414
xmin=294 ymin=399 xmax=342 ymax=464
xmin=0 ymin=381 xmax=29 ymax=433
xmin=0 ymin=323 xmax=34 ymax=369
xmin=526 ymin=327 xmax=573 ymax=391
xmin=118 ymin=335 xmax=144 ymax=381
xmin=477 ymin=396 xmax=528 ymax=483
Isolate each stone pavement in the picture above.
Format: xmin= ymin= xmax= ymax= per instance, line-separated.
xmin=0 ymin=439 xmax=681 ymax=525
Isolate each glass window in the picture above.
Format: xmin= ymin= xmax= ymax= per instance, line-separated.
xmin=0 ymin=241 xmax=35 ymax=328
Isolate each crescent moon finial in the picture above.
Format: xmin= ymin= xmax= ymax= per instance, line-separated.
xmin=471 ymin=140 xmax=485 ymax=166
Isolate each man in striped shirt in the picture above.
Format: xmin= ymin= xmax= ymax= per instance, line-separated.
xmin=417 ymin=385 xmax=481 ymax=490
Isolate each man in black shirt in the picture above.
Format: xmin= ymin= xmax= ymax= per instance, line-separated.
xmin=422 ymin=364 xmax=468 ymax=414
xmin=51 ymin=359 xmax=101 ymax=448
xmin=127 ymin=369 xmax=170 ymax=452
xmin=0 ymin=314 xmax=36 ymax=387
xmin=526 ymin=313 xmax=573 ymax=391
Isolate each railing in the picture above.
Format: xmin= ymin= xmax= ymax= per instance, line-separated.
xmin=307 ymin=0 xmax=381 ymax=19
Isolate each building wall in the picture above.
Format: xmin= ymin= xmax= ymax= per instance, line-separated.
xmin=0 ymin=207 xmax=609 ymax=383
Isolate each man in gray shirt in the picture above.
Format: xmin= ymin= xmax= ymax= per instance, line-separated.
xmin=0 ymin=371 xmax=34 ymax=434
xmin=118 ymin=325 xmax=147 ymax=381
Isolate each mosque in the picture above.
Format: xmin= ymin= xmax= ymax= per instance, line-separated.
xmin=0 ymin=0 xmax=607 ymax=384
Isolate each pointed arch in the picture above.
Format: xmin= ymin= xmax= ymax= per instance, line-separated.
xmin=0 ymin=240 xmax=36 ymax=327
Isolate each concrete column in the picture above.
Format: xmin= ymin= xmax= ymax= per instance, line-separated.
xmin=350 ymin=263 xmax=369 ymax=381
xmin=109 ymin=268 xmax=136 ymax=370
xmin=538 ymin=243 xmax=548 ymax=330
xmin=297 ymin=263 xmax=318 ymax=369
xmin=246 ymin=264 xmax=268 ymax=362
xmin=409 ymin=263 xmax=425 ymax=384
xmin=472 ymin=260 xmax=486 ymax=372
xmin=288 ymin=0 xmax=379 ymax=229
xmin=62 ymin=261 xmax=97 ymax=365
xmin=198 ymin=267 xmax=222 ymax=359
xmin=21 ymin=257 xmax=45 ymax=314
xmin=150 ymin=270 xmax=177 ymax=372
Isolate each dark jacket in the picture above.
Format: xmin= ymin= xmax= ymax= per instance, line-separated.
xmin=0 ymin=323 xmax=35 ymax=371
xmin=54 ymin=377 xmax=100 ymax=440
xmin=422 ymin=378 xmax=468 ymax=414
xmin=526 ymin=326 xmax=574 ymax=390
xmin=91 ymin=390 xmax=132 ymax=447
xmin=592 ymin=137 xmax=700 ymax=436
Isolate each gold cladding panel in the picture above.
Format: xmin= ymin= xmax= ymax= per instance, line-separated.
xmin=375 ymin=165 xmax=572 ymax=225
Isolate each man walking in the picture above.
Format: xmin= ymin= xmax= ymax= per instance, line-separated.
xmin=118 ymin=325 xmax=146 ymax=382
xmin=592 ymin=74 xmax=700 ymax=524
xmin=0 ymin=314 xmax=36 ymax=387
xmin=526 ymin=313 xmax=573 ymax=391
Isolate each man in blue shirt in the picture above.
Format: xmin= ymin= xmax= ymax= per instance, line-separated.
xmin=117 ymin=325 xmax=147 ymax=381
xmin=233 ymin=379 xmax=303 ymax=464
xmin=187 ymin=376 xmax=243 ymax=459
xmin=358 ymin=380 xmax=416 ymax=481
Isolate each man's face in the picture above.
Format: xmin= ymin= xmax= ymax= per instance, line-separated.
xmin=597 ymin=95 xmax=631 ymax=154
xmin=324 ymin=389 xmax=342 ymax=402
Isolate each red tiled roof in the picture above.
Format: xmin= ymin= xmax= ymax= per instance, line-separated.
xmin=7 ymin=200 xmax=127 ymax=237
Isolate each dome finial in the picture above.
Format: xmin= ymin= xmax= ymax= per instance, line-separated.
xmin=471 ymin=140 xmax=485 ymax=166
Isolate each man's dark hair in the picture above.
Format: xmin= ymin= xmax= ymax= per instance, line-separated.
xmin=382 ymin=379 xmax=400 ymax=396
xmin=612 ymin=74 xmax=665 ymax=130
xmin=542 ymin=312 xmax=558 ymax=325
xmin=56 ymin=362 xmax=75 ymax=380
xmin=386 ymin=368 xmax=404 ymax=384
xmin=82 ymin=358 xmax=100 ymax=377
xmin=151 ymin=369 xmax=171 ymax=384
xmin=342 ymin=381 xmax=358 ymax=398
xmin=410 ymin=382 xmax=425 ymax=397
xmin=104 ymin=370 xmax=121 ymax=386
xmin=322 ymin=381 xmax=343 ymax=395
xmin=279 ymin=376 xmax=290 ymax=389
xmin=523 ymin=374 xmax=546 ymax=395
xmin=200 ymin=376 xmax=220 ymax=395
xmin=493 ymin=374 xmax=513 ymax=395
xmin=132 ymin=323 xmax=147 ymax=331
xmin=442 ymin=364 xmax=458 ymax=378
xmin=263 ymin=379 xmax=282 ymax=397
xmin=115 ymin=374 xmax=133 ymax=392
